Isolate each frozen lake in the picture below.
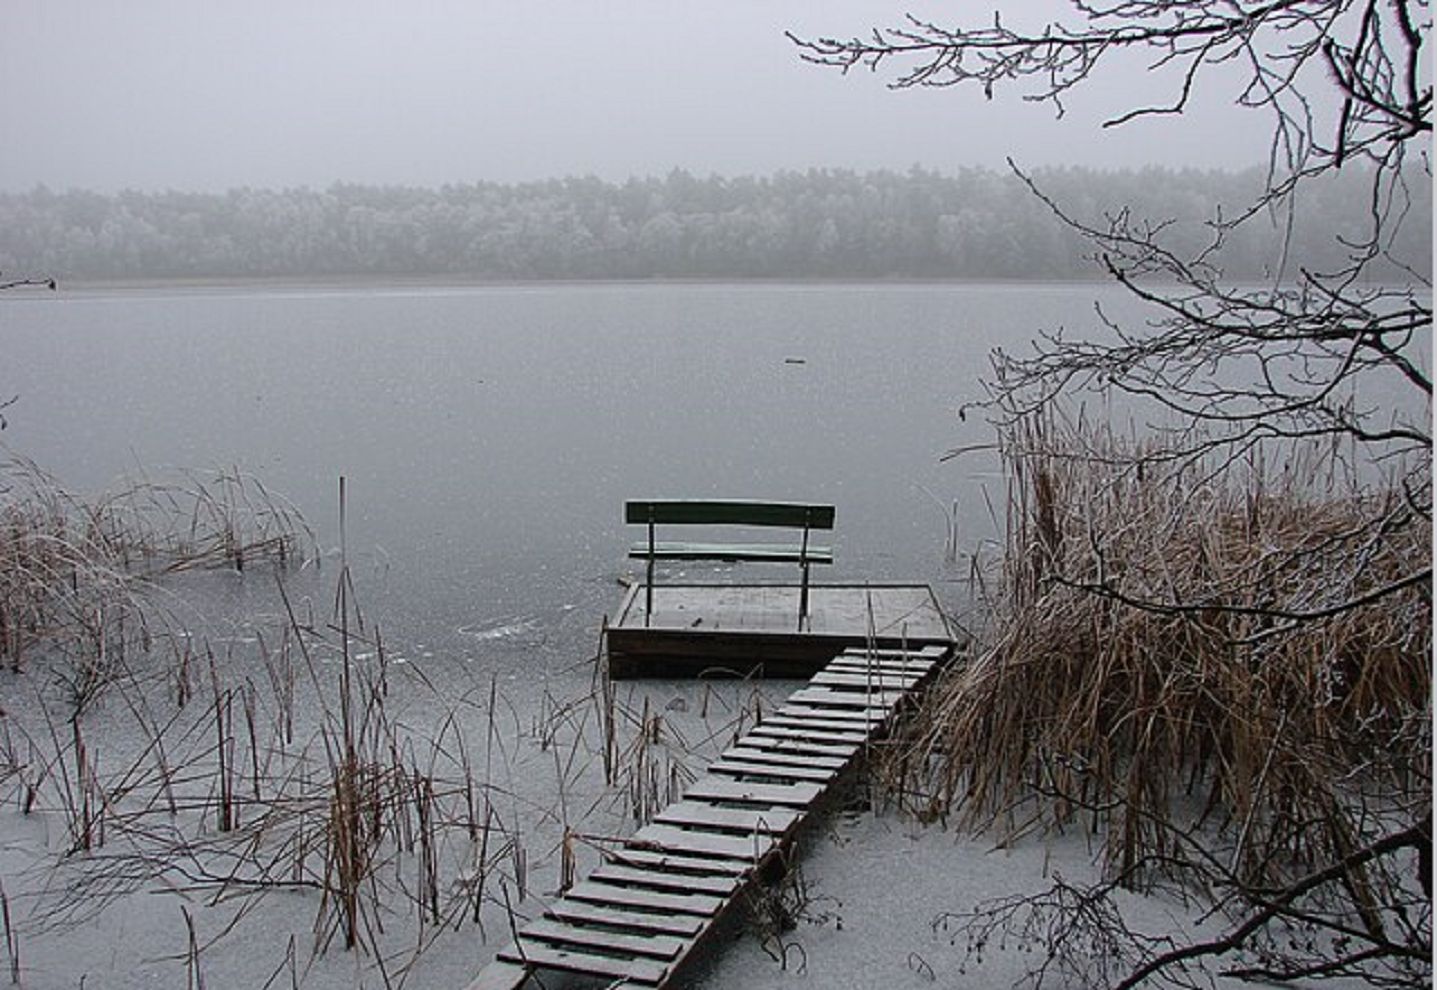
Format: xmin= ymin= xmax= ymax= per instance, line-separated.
xmin=3 ymin=280 xmax=1148 ymax=685
xmin=0 ymin=279 xmax=1167 ymax=988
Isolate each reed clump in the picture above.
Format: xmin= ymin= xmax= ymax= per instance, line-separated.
xmin=0 ymin=454 xmax=315 ymax=710
xmin=2 ymin=467 xmax=773 ymax=982
xmin=91 ymin=465 xmax=315 ymax=575
xmin=1 ymin=454 xmax=155 ymax=710
xmin=902 ymin=415 xmax=1430 ymax=890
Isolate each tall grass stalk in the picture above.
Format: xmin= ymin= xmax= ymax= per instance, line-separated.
xmin=0 ymin=879 xmax=17 ymax=984
xmin=899 ymin=414 xmax=1430 ymax=891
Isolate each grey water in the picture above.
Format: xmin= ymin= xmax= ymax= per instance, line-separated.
xmin=2 ymin=280 xmax=1141 ymax=690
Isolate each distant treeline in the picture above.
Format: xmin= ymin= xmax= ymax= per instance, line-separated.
xmin=0 ymin=166 xmax=1428 ymax=282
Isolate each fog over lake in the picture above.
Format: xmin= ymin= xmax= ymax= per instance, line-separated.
xmin=0 ymin=3 xmax=1283 ymax=194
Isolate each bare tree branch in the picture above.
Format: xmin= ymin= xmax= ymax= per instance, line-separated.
xmin=799 ymin=4 xmax=1432 ymax=987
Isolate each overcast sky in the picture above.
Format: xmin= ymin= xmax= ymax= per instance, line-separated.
xmin=2 ymin=2 xmax=1280 ymax=192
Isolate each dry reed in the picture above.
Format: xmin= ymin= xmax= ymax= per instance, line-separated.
xmin=0 ymin=466 xmax=522 ymax=972
xmin=0 ymin=454 xmax=315 ymax=714
xmin=0 ymin=458 xmax=810 ymax=984
xmin=0 ymin=879 xmax=17 ymax=985
xmin=898 ymin=413 xmax=1430 ymax=891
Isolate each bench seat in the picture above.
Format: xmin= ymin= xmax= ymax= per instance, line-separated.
xmin=628 ymin=542 xmax=834 ymax=564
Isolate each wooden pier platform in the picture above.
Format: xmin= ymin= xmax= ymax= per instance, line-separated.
xmin=606 ymin=582 xmax=955 ymax=678
xmin=467 ymin=642 xmax=952 ymax=990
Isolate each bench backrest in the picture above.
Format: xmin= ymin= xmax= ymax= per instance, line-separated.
xmin=625 ymin=500 xmax=835 ymax=530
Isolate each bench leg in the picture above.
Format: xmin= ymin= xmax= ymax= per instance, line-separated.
xmin=798 ymin=561 xmax=811 ymax=631
xmin=645 ymin=556 xmax=654 ymax=628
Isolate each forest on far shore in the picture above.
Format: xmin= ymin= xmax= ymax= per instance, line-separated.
xmin=0 ymin=165 xmax=1428 ymax=282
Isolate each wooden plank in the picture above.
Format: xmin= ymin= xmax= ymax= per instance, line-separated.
xmin=518 ymin=918 xmax=687 ymax=960
xmin=835 ymin=645 xmax=946 ymax=660
xmin=497 ymin=941 xmax=668 ymax=986
xmin=767 ymin=705 xmax=883 ymax=724
xmin=708 ymin=759 xmax=838 ymax=783
xmin=827 ymin=655 xmax=936 ymax=671
xmin=683 ymin=778 xmax=823 ymax=808
xmin=591 ymin=862 xmax=741 ymax=896
xmin=747 ymin=724 xmax=875 ymax=746
xmin=603 ymin=847 xmax=751 ymax=877
xmin=721 ymin=746 xmax=847 ymax=769
xmin=788 ymin=687 xmax=904 ymax=708
xmin=654 ymin=800 xmax=800 ymax=834
xmin=794 ymin=683 xmax=908 ymax=701
xmin=781 ymin=683 xmax=890 ymax=706
xmin=564 ymin=880 xmax=723 ymax=917
xmin=464 ymin=958 xmax=531 ymax=990
xmin=731 ymin=736 xmax=859 ymax=758
xmin=769 ymin=700 xmax=893 ymax=722
xmin=823 ymin=670 xmax=930 ymax=686
xmin=761 ymin=714 xmax=879 ymax=736
xmin=835 ymin=645 xmax=944 ymax=657
xmin=811 ymin=671 xmax=923 ymax=689
xmin=625 ymin=500 xmax=834 ymax=529
xmin=632 ymin=823 xmax=776 ymax=861
xmin=629 ymin=542 xmax=833 ymax=564
xmin=545 ymin=899 xmax=705 ymax=937
xmin=825 ymin=671 xmax=933 ymax=685
xmin=777 ymin=704 xmax=887 ymax=724
xmin=833 ymin=646 xmax=943 ymax=659
xmin=783 ymin=696 xmax=891 ymax=714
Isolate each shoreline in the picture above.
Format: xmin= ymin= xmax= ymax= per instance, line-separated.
xmin=37 ymin=273 xmax=1114 ymax=294
xmin=11 ymin=272 xmax=1389 ymax=299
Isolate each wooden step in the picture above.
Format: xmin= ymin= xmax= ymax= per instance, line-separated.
xmin=631 ymin=823 xmax=776 ymax=861
xmin=591 ymin=862 xmax=741 ymax=896
xmin=827 ymin=652 xmax=936 ymax=666
xmin=728 ymin=736 xmax=859 ymax=759
xmin=811 ymin=671 xmax=923 ymax=689
xmin=654 ymin=800 xmax=800 ymax=835
xmin=788 ymin=687 xmax=903 ymax=709
xmin=824 ymin=667 xmax=931 ymax=685
xmin=684 ymin=777 xmax=823 ymax=808
xmin=747 ymin=724 xmax=873 ymax=746
xmin=777 ymin=704 xmax=886 ymax=724
xmin=837 ymin=645 xmax=946 ymax=660
xmin=721 ymin=746 xmax=846 ymax=769
xmin=776 ymin=698 xmax=892 ymax=720
xmin=545 ymin=899 xmax=705 ymax=937
xmin=708 ymin=760 xmax=838 ymax=783
xmin=518 ymin=918 xmax=687 ymax=960
xmin=603 ymin=847 xmax=752 ymax=877
xmin=761 ymin=714 xmax=878 ymax=736
xmin=497 ymin=941 xmax=668 ymax=985
xmin=564 ymin=880 xmax=724 ymax=916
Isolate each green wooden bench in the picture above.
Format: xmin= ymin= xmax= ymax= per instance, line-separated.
xmin=625 ymin=500 xmax=836 ymax=628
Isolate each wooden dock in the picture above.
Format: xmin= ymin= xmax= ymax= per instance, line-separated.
xmin=467 ymin=642 xmax=952 ymax=990
xmin=606 ymin=582 xmax=955 ymax=678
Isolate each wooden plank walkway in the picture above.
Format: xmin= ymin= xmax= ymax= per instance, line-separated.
xmin=466 ymin=642 xmax=951 ymax=990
